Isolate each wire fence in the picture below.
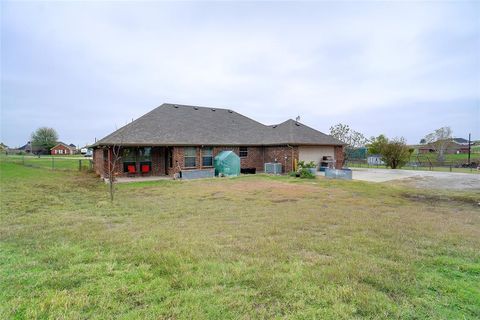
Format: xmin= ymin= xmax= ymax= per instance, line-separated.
xmin=0 ymin=154 xmax=93 ymax=171
xmin=345 ymin=159 xmax=479 ymax=174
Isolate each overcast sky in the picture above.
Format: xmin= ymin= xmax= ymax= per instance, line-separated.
xmin=1 ymin=1 xmax=479 ymax=147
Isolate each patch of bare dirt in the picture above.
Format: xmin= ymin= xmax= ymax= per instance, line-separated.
xmin=401 ymin=192 xmax=480 ymax=208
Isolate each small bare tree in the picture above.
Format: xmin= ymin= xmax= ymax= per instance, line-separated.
xmin=106 ymin=143 xmax=122 ymax=202
xmin=105 ymin=124 xmax=130 ymax=202
xmin=424 ymin=127 xmax=452 ymax=162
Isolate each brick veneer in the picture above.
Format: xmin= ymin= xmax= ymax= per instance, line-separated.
xmin=95 ymin=144 xmax=343 ymax=178
xmin=50 ymin=145 xmax=73 ymax=155
xmin=151 ymin=147 xmax=165 ymax=175
xmin=173 ymin=145 xmax=298 ymax=174
xmin=93 ymin=148 xmax=104 ymax=176
xmin=264 ymin=146 xmax=299 ymax=173
xmin=212 ymin=146 xmax=264 ymax=172
xmin=334 ymin=146 xmax=344 ymax=169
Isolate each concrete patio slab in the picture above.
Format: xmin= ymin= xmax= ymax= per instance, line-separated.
xmin=104 ymin=176 xmax=172 ymax=184
xmin=348 ymin=168 xmax=480 ymax=190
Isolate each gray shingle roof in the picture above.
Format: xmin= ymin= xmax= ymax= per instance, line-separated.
xmin=92 ymin=103 xmax=344 ymax=147
xmin=453 ymin=138 xmax=468 ymax=144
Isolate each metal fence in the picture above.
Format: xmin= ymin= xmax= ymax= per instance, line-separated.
xmin=0 ymin=154 xmax=93 ymax=171
xmin=345 ymin=159 xmax=479 ymax=173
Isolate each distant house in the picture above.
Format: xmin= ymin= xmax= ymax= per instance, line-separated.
xmin=367 ymin=154 xmax=385 ymax=165
xmin=15 ymin=141 xmax=46 ymax=154
xmin=90 ymin=103 xmax=345 ymax=178
xmin=418 ymin=137 xmax=471 ymax=154
xmin=50 ymin=142 xmax=75 ymax=155
xmin=18 ymin=141 xmax=33 ymax=153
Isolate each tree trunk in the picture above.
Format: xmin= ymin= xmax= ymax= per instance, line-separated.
xmin=109 ymin=177 xmax=114 ymax=202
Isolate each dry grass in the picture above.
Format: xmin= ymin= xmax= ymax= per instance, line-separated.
xmin=1 ymin=162 xmax=479 ymax=319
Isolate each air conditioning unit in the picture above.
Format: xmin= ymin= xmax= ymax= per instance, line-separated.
xmin=264 ymin=162 xmax=282 ymax=174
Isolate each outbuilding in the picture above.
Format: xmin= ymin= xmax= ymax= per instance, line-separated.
xmin=367 ymin=154 xmax=385 ymax=166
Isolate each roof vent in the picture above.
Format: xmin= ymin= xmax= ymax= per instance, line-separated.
xmin=211 ymin=109 xmax=216 ymax=111
xmin=194 ymin=107 xmax=199 ymax=110
xmin=272 ymin=125 xmax=277 ymax=128
xmin=228 ymin=110 xmax=233 ymax=113
xmin=295 ymin=122 xmax=300 ymax=126
xmin=173 ymin=105 xmax=179 ymax=108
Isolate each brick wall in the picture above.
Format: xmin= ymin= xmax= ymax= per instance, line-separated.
xmin=264 ymin=146 xmax=299 ymax=173
xmin=212 ymin=146 xmax=265 ymax=172
xmin=334 ymin=146 xmax=344 ymax=169
xmin=94 ymin=144 xmax=343 ymax=177
xmin=50 ymin=145 xmax=72 ymax=155
xmin=239 ymin=147 xmax=264 ymax=171
xmin=93 ymin=148 xmax=104 ymax=176
xmin=151 ymin=147 xmax=165 ymax=175
xmin=171 ymin=146 xmax=184 ymax=175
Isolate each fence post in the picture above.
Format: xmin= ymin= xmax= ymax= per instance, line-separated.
xmin=52 ymin=157 xmax=54 ymax=170
xmin=450 ymin=165 xmax=452 ymax=172
xmin=79 ymin=159 xmax=82 ymax=171
xmin=22 ymin=155 xmax=25 ymax=166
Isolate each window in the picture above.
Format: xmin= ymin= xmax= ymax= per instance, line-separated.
xmin=122 ymin=148 xmax=137 ymax=173
xmin=138 ymin=147 xmax=151 ymax=161
xmin=184 ymin=147 xmax=196 ymax=167
xmin=138 ymin=147 xmax=152 ymax=174
xmin=239 ymin=147 xmax=248 ymax=157
xmin=122 ymin=147 xmax=136 ymax=161
xmin=58 ymin=149 xmax=63 ymax=154
xmin=202 ymin=147 xmax=213 ymax=166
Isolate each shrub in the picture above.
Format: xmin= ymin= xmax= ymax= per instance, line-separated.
xmin=381 ymin=138 xmax=412 ymax=169
xmin=299 ymin=167 xmax=315 ymax=179
xmin=298 ymin=161 xmax=316 ymax=169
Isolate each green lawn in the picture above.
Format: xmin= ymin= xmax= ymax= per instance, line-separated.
xmin=411 ymin=152 xmax=480 ymax=163
xmin=1 ymin=154 xmax=91 ymax=171
xmin=1 ymin=162 xmax=479 ymax=319
xmin=346 ymin=161 xmax=479 ymax=174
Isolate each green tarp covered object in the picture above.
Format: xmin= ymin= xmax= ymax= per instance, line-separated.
xmin=214 ymin=151 xmax=240 ymax=177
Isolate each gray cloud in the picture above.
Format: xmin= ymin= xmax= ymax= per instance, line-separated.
xmin=1 ymin=1 xmax=479 ymax=147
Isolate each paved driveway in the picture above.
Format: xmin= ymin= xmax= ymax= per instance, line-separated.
xmin=350 ymin=168 xmax=480 ymax=191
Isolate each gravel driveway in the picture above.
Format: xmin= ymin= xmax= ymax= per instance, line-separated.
xmin=349 ymin=168 xmax=480 ymax=191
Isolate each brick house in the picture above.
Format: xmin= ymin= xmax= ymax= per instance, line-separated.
xmin=418 ymin=138 xmax=470 ymax=154
xmin=50 ymin=142 xmax=75 ymax=155
xmin=91 ymin=103 xmax=345 ymax=178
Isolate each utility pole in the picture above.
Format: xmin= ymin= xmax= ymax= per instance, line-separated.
xmin=468 ymin=133 xmax=471 ymax=167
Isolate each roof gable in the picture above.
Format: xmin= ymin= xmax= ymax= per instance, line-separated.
xmin=51 ymin=142 xmax=74 ymax=150
xmin=266 ymin=119 xmax=343 ymax=145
